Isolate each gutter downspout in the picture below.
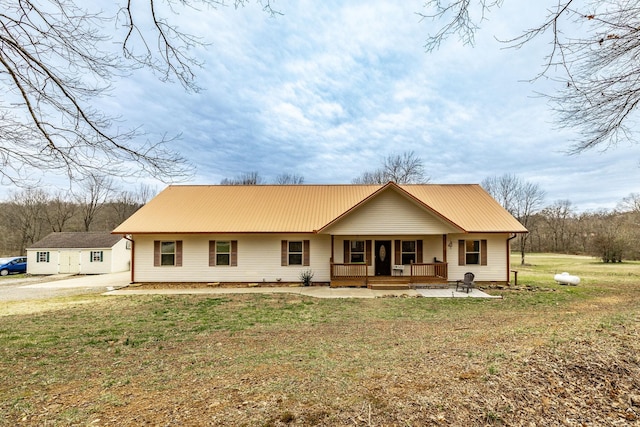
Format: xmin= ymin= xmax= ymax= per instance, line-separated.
xmin=507 ymin=233 xmax=517 ymax=285
xmin=123 ymin=235 xmax=134 ymax=284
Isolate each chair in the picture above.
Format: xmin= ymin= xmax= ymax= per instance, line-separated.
xmin=456 ymin=272 xmax=475 ymax=293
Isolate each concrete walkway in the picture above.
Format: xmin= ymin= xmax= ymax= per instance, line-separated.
xmin=1 ymin=272 xmax=501 ymax=300
xmin=106 ymin=284 xmax=501 ymax=299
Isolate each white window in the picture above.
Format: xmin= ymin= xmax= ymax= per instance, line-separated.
xmin=401 ymin=241 xmax=416 ymax=264
xmin=161 ymin=241 xmax=176 ymax=266
xmin=466 ymin=240 xmax=480 ymax=265
xmin=90 ymin=251 xmax=103 ymax=262
xmin=350 ymin=240 xmax=365 ymax=263
xmin=288 ymin=241 xmax=303 ymax=265
xmin=37 ymin=251 xmax=49 ymax=263
xmin=216 ymin=241 xmax=231 ymax=266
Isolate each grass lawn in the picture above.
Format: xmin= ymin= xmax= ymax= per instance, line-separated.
xmin=1 ymin=253 xmax=639 ymax=426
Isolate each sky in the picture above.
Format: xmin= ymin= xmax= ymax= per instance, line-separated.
xmin=6 ymin=1 xmax=640 ymax=211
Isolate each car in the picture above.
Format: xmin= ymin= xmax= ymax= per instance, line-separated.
xmin=0 ymin=256 xmax=27 ymax=276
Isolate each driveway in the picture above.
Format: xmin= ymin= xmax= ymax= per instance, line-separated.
xmin=0 ymin=272 xmax=130 ymax=302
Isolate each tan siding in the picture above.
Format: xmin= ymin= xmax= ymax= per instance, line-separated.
xmin=447 ymin=234 xmax=510 ymax=282
xmin=133 ymin=234 xmax=331 ymax=283
xmin=323 ymin=190 xmax=460 ymax=235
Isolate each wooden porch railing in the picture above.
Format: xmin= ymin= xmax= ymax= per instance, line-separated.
xmin=331 ymin=262 xmax=448 ymax=280
xmin=409 ymin=262 xmax=448 ymax=279
xmin=331 ymin=263 xmax=367 ymax=279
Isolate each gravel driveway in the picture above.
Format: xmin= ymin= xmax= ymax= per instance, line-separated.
xmin=0 ymin=271 xmax=130 ymax=302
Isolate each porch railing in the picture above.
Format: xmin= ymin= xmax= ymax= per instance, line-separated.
xmin=331 ymin=263 xmax=367 ymax=279
xmin=331 ymin=262 xmax=448 ymax=281
xmin=410 ymin=262 xmax=448 ymax=279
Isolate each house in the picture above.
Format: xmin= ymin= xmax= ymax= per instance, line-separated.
xmin=26 ymin=232 xmax=131 ymax=275
xmin=112 ymin=182 xmax=527 ymax=287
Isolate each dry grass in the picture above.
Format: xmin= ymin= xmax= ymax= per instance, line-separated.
xmin=1 ymin=254 xmax=639 ymax=426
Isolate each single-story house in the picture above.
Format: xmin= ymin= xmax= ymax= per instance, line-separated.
xmin=26 ymin=232 xmax=131 ymax=275
xmin=112 ymin=182 xmax=527 ymax=287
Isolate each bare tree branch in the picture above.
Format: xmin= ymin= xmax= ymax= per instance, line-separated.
xmin=420 ymin=0 xmax=640 ymax=153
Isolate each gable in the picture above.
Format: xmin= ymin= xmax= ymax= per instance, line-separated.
xmin=321 ymin=187 xmax=461 ymax=235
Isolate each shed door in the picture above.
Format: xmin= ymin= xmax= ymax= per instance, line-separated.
xmin=59 ymin=251 xmax=81 ymax=274
xmin=374 ymin=241 xmax=391 ymax=276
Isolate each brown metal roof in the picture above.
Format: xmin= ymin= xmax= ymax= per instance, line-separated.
xmin=112 ymin=183 xmax=528 ymax=234
xmin=28 ymin=232 xmax=124 ymax=249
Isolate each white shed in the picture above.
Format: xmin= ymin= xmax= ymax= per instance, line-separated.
xmin=26 ymin=232 xmax=130 ymax=275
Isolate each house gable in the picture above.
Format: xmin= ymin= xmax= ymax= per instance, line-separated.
xmin=320 ymin=185 xmax=462 ymax=235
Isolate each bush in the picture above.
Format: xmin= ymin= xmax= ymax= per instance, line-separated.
xmin=299 ymin=269 xmax=314 ymax=286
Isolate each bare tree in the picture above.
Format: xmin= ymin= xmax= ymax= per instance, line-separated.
xmin=353 ymin=151 xmax=430 ymax=184
xmin=0 ymin=1 xmax=281 ymax=185
xmin=540 ymin=200 xmax=575 ymax=252
xmin=45 ymin=191 xmax=77 ymax=232
xmin=274 ymin=173 xmax=305 ymax=184
xmin=76 ymin=174 xmax=114 ymax=232
xmin=220 ymin=172 xmax=265 ymax=185
xmin=482 ymin=174 xmax=545 ymax=264
xmin=4 ymin=188 xmax=49 ymax=254
xmin=108 ymin=184 xmax=156 ymax=229
xmin=420 ymin=1 xmax=640 ymax=152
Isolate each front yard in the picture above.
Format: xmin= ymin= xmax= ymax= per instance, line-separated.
xmin=1 ymin=254 xmax=639 ymax=426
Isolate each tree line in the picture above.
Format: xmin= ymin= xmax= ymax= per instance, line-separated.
xmin=483 ymin=174 xmax=640 ymax=263
xmin=0 ymin=175 xmax=154 ymax=256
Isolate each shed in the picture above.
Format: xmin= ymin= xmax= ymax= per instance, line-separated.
xmin=26 ymin=232 xmax=131 ymax=275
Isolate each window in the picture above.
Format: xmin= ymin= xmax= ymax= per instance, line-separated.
xmin=209 ymin=240 xmax=237 ymax=267
xmin=350 ymin=240 xmax=365 ymax=263
xmin=216 ymin=241 xmax=231 ymax=266
xmin=36 ymin=251 xmax=49 ymax=263
xmin=154 ymin=240 xmax=182 ymax=267
xmin=161 ymin=241 xmax=176 ymax=266
xmin=458 ymin=239 xmax=487 ymax=266
xmin=288 ymin=241 xmax=303 ymax=265
xmin=90 ymin=251 xmax=103 ymax=262
xmin=281 ymin=240 xmax=310 ymax=266
xmin=401 ymin=240 xmax=416 ymax=264
xmin=466 ymin=240 xmax=480 ymax=265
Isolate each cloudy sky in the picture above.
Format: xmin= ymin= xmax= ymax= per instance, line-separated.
xmin=12 ymin=1 xmax=640 ymax=211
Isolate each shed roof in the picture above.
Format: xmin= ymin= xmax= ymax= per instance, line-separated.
xmin=112 ymin=182 xmax=527 ymax=234
xmin=28 ymin=232 xmax=124 ymax=249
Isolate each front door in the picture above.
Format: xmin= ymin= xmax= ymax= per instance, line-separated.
xmin=375 ymin=240 xmax=391 ymax=276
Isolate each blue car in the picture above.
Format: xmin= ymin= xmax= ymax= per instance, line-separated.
xmin=0 ymin=257 xmax=27 ymax=276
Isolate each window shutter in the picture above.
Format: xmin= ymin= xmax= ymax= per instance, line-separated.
xmin=416 ymin=240 xmax=423 ymax=263
xmin=281 ymin=240 xmax=288 ymax=266
xmin=175 ymin=240 xmax=183 ymax=267
xmin=366 ymin=240 xmax=372 ymax=266
xmin=343 ymin=240 xmax=350 ymax=263
xmin=154 ymin=241 xmax=161 ymax=266
xmin=90 ymin=252 xmax=93 ymax=263
xmin=46 ymin=252 xmax=50 ymax=263
xmin=209 ymin=240 xmax=216 ymax=266
xmin=231 ymin=241 xmax=238 ymax=267
xmin=394 ymin=240 xmax=401 ymax=265
xmin=458 ymin=240 xmax=465 ymax=266
xmin=303 ymin=240 xmax=310 ymax=266
xmin=481 ymin=240 xmax=488 ymax=266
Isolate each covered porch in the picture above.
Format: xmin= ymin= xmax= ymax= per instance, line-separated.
xmin=328 ymin=235 xmax=449 ymax=288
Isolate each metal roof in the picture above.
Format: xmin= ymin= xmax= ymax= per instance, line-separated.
xmin=112 ymin=182 xmax=528 ymax=234
xmin=28 ymin=232 xmax=124 ymax=249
